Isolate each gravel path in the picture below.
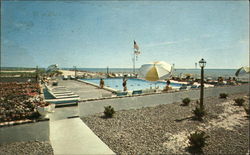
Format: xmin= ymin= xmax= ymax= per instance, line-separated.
xmin=81 ymin=93 xmax=249 ymax=154
xmin=204 ymin=124 xmax=248 ymax=154
xmin=0 ymin=141 xmax=53 ymax=155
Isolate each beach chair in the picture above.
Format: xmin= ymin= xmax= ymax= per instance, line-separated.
xmin=179 ymin=85 xmax=187 ymax=90
xmin=53 ymin=92 xmax=75 ymax=95
xmin=132 ymin=90 xmax=143 ymax=95
xmin=116 ymin=91 xmax=128 ymax=96
xmin=53 ymin=91 xmax=73 ymax=94
xmin=45 ymin=97 xmax=80 ymax=107
xmin=191 ymin=85 xmax=198 ymax=89
xmin=54 ymin=95 xmax=79 ymax=99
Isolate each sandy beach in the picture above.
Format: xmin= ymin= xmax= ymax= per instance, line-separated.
xmin=59 ymin=70 xmax=77 ymax=76
xmin=59 ymin=69 xmax=106 ymax=78
xmin=0 ymin=70 xmax=36 ymax=73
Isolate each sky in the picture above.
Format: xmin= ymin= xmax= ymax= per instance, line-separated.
xmin=1 ymin=0 xmax=249 ymax=69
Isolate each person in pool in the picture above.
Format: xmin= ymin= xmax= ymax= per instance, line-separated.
xmin=164 ymin=79 xmax=172 ymax=92
xmin=100 ymin=78 xmax=104 ymax=88
xmin=166 ymin=80 xmax=171 ymax=86
xmin=123 ymin=79 xmax=127 ymax=91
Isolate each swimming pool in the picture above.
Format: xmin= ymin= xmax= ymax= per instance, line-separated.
xmin=81 ymin=78 xmax=182 ymax=91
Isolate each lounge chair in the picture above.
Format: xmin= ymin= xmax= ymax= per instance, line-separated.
xmin=55 ymin=94 xmax=79 ymax=97
xmin=54 ymin=95 xmax=79 ymax=99
xmin=53 ymin=91 xmax=73 ymax=95
xmin=53 ymin=92 xmax=75 ymax=95
xmin=45 ymin=97 xmax=80 ymax=105
xmin=132 ymin=90 xmax=143 ymax=95
xmin=179 ymin=86 xmax=187 ymax=90
xmin=108 ymin=74 xmax=115 ymax=78
xmin=116 ymin=91 xmax=128 ymax=96
xmin=191 ymin=85 xmax=198 ymax=89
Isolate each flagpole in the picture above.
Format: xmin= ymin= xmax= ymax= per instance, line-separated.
xmin=133 ymin=49 xmax=135 ymax=74
xmin=133 ymin=40 xmax=139 ymax=75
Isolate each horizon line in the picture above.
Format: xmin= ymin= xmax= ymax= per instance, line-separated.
xmin=0 ymin=66 xmax=243 ymax=70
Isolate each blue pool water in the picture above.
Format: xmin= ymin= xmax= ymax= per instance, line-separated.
xmin=81 ymin=78 xmax=182 ymax=91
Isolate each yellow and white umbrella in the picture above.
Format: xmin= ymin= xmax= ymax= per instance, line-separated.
xmin=235 ymin=66 xmax=250 ymax=77
xmin=138 ymin=61 xmax=173 ymax=81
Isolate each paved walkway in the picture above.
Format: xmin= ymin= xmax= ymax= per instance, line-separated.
xmin=50 ymin=118 xmax=115 ymax=155
xmin=48 ymin=93 xmax=115 ymax=154
xmin=48 ymin=79 xmax=116 ymax=154
xmin=49 ymin=106 xmax=79 ymax=121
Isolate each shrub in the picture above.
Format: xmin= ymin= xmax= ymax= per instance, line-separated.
xmin=104 ymin=105 xmax=115 ymax=118
xmin=234 ymin=98 xmax=245 ymax=106
xmin=188 ymin=131 xmax=209 ymax=152
xmin=182 ymin=98 xmax=191 ymax=106
xmin=193 ymin=106 xmax=206 ymax=121
xmin=219 ymin=93 xmax=228 ymax=99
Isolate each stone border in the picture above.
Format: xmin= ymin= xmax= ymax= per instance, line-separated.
xmin=79 ymin=84 xmax=249 ymax=116
xmin=0 ymin=119 xmax=49 ymax=144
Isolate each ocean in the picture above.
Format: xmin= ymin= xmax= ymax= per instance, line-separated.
xmin=1 ymin=67 xmax=247 ymax=80
xmin=63 ymin=68 xmax=242 ymax=79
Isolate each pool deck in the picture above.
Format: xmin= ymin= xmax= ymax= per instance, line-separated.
xmin=48 ymin=97 xmax=115 ymax=154
xmin=47 ymin=79 xmax=115 ymax=154
xmin=56 ymin=79 xmax=113 ymax=100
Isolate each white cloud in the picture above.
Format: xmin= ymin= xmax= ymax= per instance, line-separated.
xmin=144 ymin=41 xmax=177 ymax=48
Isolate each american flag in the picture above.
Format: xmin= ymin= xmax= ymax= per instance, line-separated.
xmin=134 ymin=40 xmax=139 ymax=50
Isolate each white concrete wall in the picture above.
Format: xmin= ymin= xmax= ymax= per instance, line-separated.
xmin=0 ymin=120 xmax=49 ymax=144
xmin=79 ymin=84 xmax=249 ymax=116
